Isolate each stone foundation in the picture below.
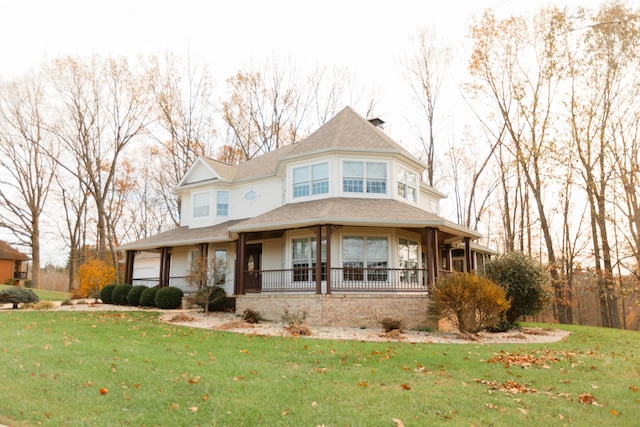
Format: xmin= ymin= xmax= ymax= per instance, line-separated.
xmin=235 ymin=293 xmax=437 ymax=330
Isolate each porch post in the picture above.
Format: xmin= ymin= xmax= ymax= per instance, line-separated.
xmin=162 ymin=247 xmax=171 ymax=287
xmin=432 ymin=228 xmax=439 ymax=282
xmin=463 ymin=237 xmax=472 ymax=273
xmin=315 ymin=225 xmax=322 ymax=294
xmin=237 ymin=233 xmax=246 ymax=295
xmin=424 ymin=227 xmax=436 ymax=287
xmin=158 ymin=247 xmax=166 ymax=287
xmin=325 ymin=224 xmax=332 ymax=294
xmin=124 ymin=250 xmax=134 ymax=284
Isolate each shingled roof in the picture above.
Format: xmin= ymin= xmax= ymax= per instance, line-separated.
xmin=0 ymin=241 xmax=29 ymax=261
xmin=202 ymin=106 xmax=424 ymax=183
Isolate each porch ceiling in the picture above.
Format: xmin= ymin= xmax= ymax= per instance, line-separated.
xmin=228 ymin=197 xmax=482 ymax=240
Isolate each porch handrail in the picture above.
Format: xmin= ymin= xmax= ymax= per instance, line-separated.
xmin=242 ymin=267 xmax=429 ymax=293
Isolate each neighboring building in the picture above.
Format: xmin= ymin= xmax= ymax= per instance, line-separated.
xmin=119 ymin=107 xmax=494 ymax=328
xmin=0 ymin=241 xmax=30 ymax=286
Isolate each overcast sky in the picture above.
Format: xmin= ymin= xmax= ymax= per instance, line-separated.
xmin=0 ymin=0 xmax=619 ymax=264
xmin=0 ymin=0 xmax=612 ymax=141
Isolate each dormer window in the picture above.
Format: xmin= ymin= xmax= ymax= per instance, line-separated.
xmin=397 ymin=167 xmax=417 ymax=202
xmin=293 ymin=162 xmax=329 ymax=198
xmin=343 ymin=161 xmax=387 ymax=194
xmin=192 ymin=191 xmax=211 ymax=218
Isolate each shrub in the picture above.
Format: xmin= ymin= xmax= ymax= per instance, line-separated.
xmin=111 ymin=284 xmax=132 ymax=305
xmin=139 ymin=286 xmax=159 ymax=307
xmin=0 ymin=287 xmax=39 ymax=309
xmin=126 ymin=285 xmax=148 ymax=306
xmin=69 ymin=288 xmax=84 ymax=299
xmin=429 ymin=273 xmax=510 ymax=333
xmin=481 ymin=251 xmax=551 ymax=325
xmin=194 ymin=285 xmax=227 ymax=313
xmin=281 ymin=309 xmax=311 ymax=336
xmin=242 ymin=308 xmax=262 ymax=324
xmin=77 ymin=258 xmax=116 ymax=299
xmin=23 ymin=301 xmax=55 ymax=310
xmin=154 ymin=286 xmax=184 ymax=309
xmin=60 ymin=299 xmax=75 ymax=306
xmin=99 ymin=284 xmax=117 ymax=304
xmin=380 ymin=317 xmax=405 ymax=333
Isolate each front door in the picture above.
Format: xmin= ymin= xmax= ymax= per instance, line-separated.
xmin=244 ymin=243 xmax=262 ymax=292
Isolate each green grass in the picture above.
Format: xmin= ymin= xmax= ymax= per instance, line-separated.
xmin=0 ymin=284 xmax=70 ymax=302
xmin=0 ymin=312 xmax=638 ymax=426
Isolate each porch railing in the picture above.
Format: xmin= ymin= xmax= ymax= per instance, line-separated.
xmin=245 ymin=267 xmax=429 ymax=293
xmin=132 ymin=267 xmax=432 ymax=295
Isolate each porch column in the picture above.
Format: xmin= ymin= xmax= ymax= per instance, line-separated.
xmin=158 ymin=247 xmax=168 ymax=287
xmin=325 ymin=224 xmax=332 ymax=294
xmin=315 ymin=225 xmax=322 ymax=294
xmin=432 ymin=228 xmax=439 ymax=282
xmin=236 ymin=233 xmax=246 ymax=295
xmin=463 ymin=237 xmax=472 ymax=273
xmin=164 ymin=248 xmax=172 ymax=287
xmin=124 ymin=251 xmax=135 ymax=284
xmin=424 ymin=228 xmax=436 ymax=286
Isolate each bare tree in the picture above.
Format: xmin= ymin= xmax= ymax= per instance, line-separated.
xmin=468 ymin=7 xmax=574 ymax=323
xmin=403 ymin=28 xmax=452 ymax=187
xmin=220 ymin=55 xmax=379 ymax=162
xmin=0 ymin=76 xmax=57 ymax=288
xmin=46 ymin=55 xmax=152 ymax=277
xmin=146 ymin=53 xmax=218 ymax=226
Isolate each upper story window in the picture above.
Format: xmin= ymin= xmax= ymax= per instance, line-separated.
xmin=397 ymin=167 xmax=417 ymax=202
xmin=216 ymin=190 xmax=229 ymax=216
xmin=293 ymin=162 xmax=329 ymax=198
xmin=342 ymin=161 xmax=387 ymax=194
xmin=192 ymin=191 xmax=210 ymax=218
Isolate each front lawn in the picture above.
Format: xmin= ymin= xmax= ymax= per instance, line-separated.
xmin=0 ymin=311 xmax=638 ymax=426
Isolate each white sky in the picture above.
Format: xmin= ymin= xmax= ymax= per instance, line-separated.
xmin=0 ymin=0 xmax=611 ymax=141
xmin=0 ymin=0 xmax=620 ymax=264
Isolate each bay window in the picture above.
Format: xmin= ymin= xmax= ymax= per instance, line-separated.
xmin=343 ymin=161 xmax=387 ymax=194
xmin=397 ymin=168 xmax=417 ymax=202
xmin=293 ymin=162 xmax=329 ymax=198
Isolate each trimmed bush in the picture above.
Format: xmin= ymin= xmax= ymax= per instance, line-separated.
xmin=127 ymin=285 xmax=148 ymax=306
xmin=111 ymin=284 xmax=132 ymax=306
xmin=99 ymin=284 xmax=117 ymax=304
xmin=194 ymin=285 xmax=227 ymax=313
xmin=154 ymin=286 xmax=184 ymax=309
xmin=429 ymin=273 xmax=510 ymax=333
xmin=0 ymin=287 xmax=39 ymax=309
xmin=139 ymin=286 xmax=159 ymax=307
xmin=481 ymin=251 xmax=551 ymax=325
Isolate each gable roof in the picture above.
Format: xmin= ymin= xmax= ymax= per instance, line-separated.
xmin=0 ymin=241 xmax=29 ymax=261
xmin=196 ymin=106 xmax=426 ymax=184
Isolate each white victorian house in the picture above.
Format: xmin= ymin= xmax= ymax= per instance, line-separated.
xmin=119 ymin=107 xmax=494 ymax=328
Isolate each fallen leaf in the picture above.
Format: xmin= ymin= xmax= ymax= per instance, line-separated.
xmin=99 ymin=388 xmax=108 ymax=395
xmin=189 ymin=406 xmax=199 ymax=412
xmin=579 ymin=393 xmax=597 ymax=405
xmin=392 ymin=418 xmax=405 ymax=427
xmin=358 ymin=381 xmax=368 ymax=387
xmin=401 ymin=383 xmax=411 ymax=390
xmin=169 ymin=403 xmax=180 ymax=410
